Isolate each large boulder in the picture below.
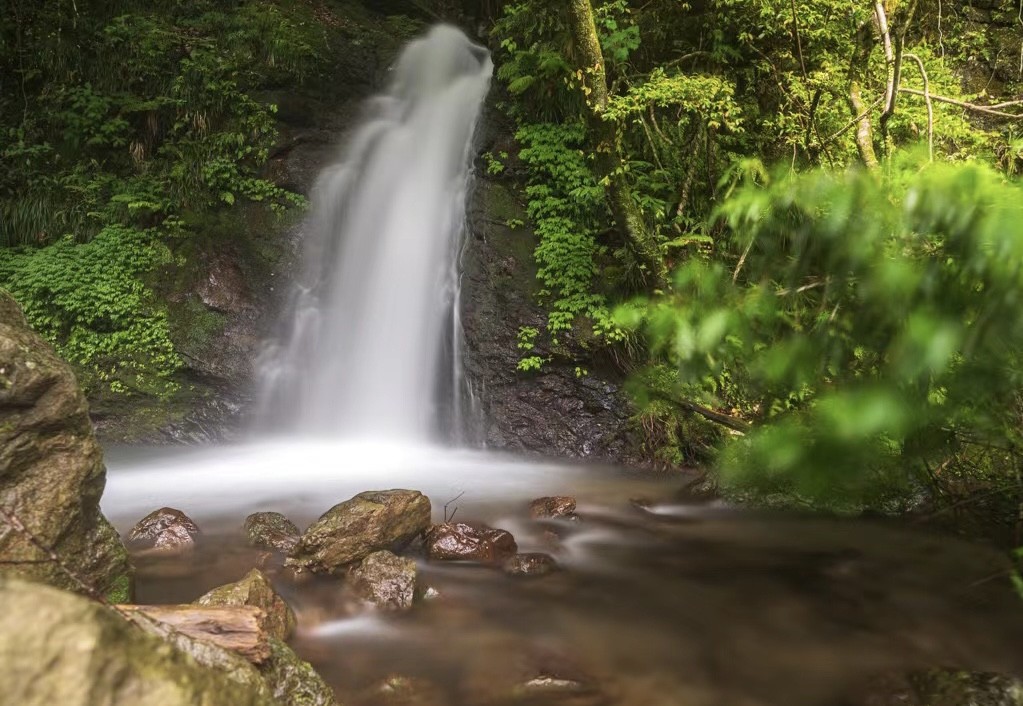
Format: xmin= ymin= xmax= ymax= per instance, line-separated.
xmin=287 ymin=490 xmax=431 ymax=574
xmin=0 ymin=290 xmax=132 ymax=602
xmin=0 ymin=577 xmax=275 ymax=706
xmin=197 ymin=569 xmax=297 ymax=640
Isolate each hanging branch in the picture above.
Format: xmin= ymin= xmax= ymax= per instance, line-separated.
xmin=897 ymin=89 xmax=1023 ymax=119
xmin=902 ymin=53 xmax=934 ymax=161
xmin=879 ymin=0 xmax=919 ymax=142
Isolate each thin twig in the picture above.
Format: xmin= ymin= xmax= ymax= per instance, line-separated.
xmin=903 ymin=54 xmax=933 ymax=161
xmin=898 ymin=89 xmax=1023 ymax=119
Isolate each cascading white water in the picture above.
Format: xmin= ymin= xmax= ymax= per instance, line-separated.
xmin=255 ymin=25 xmax=492 ymax=441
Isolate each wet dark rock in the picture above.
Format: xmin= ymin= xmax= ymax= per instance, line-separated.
xmin=357 ymin=675 xmax=446 ymax=706
xmin=128 ymin=507 xmax=200 ymax=553
xmin=426 ymin=522 xmax=518 ymax=565
xmin=0 ymin=291 xmax=132 ymax=602
xmin=529 ymin=496 xmax=577 ymax=520
xmin=345 ymin=550 xmax=417 ymax=611
xmin=287 ymin=490 xmax=431 ymax=574
xmin=861 ymin=669 xmax=1023 ymax=706
xmin=461 ymin=143 xmax=643 ymax=462
xmin=503 ymin=553 xmax=558 ymax=578
xmin=245 ymin=512 xmax=301 ymax=553
xmin=196 ymin=568 xmax=297 ymax=641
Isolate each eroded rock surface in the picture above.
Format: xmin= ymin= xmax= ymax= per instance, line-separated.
xmin=0 ymin=290 xmax=132 ymax=602
xmin=197 ymin=568 xmax=297 ymax=640
xmin=245 ymin=512 xmax=301 ymax=553
xmin=862 ymin=669 xmax=1023 ymax=706
xmin=288 ymin=490 xmax=431 ymax=574
xmin=128 ymin=507 xmax=200 ymax=553
xmin=0 ymin=577 xmax=275 ymax=706
xmin=426 ymin=522 xmax=517 ymax=565
xmin=345 ymin=550 xmax=417 ymax=612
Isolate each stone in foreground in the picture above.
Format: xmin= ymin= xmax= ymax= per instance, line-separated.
xmin=128 ymin=507 xmax=200 ymax=552
xmin=529 ymin=496 xmax=577 ymax=520
xmin=0 ymin=577 xmax=275 ymax=706
xmin=861 ymin=668 xmax=1023 ymax=706
xmin=425 ymin=522 xmax=518 ymax=565
xmin=245 ymin=512 xmax=301 ymax=553
xmin=503 ymin=553 xmax=558 ymax=577
xmin=345 ymin=550 xmax=417 ymax=611
xmin=287 ymin=490 xmax=431 ymax=574
xmin=196 ymin=568 xmax=297 ymax=640
xmin=0 ymin=291 xmax=132 ymax=602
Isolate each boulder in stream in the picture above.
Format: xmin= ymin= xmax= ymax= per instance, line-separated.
xmin=127 ymin=507 xmax=200 ymax=553
xmin=196 ymin=568 xmax=297 ymax=641
xmin=245 ymin=512 xmax=301 ymax=553
xmin=503 ymin=553 xmax=558 ymax=578
xmin=345 ymin=550 xmax=417 ymax=611
xmin=529 ymin=496 xmax=577 ymax=520
xmin=287 ymin=490 xmax=431 ymax=574
xmin=425 ymin=522 xmax=518 ymax=565
xmin=0 ymin=290 xmax=132 ymax=602
xmin=357 ymin=675 xmax=446 ymax=706
xmin=862 ymin=668 xmax=1023 ymax=706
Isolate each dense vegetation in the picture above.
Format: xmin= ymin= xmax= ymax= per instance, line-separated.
xmin=0 ymin=0 xmax=420 ymax=399
xmin=490 ymin=0 xmax=1023 ymax=547
xmin=2 ymin=0 xmax=1023 ymax=557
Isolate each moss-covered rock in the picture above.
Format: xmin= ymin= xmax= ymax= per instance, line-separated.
xmin=260 ymin=637 xmax=338 ymax=706
xmin=287 ymin=490 xmax=431 ymax=574
xmin=345 ymin=550 xmax=417 ymax=611
xmin=197 ymin=568 xmax=297 ymax=641
xmin=0 ymin=577 xmax=275 ymax=706
xmin=0 ymin=289 xmax=132 ymax=602
xmin=245 ymin=511 xmax=302 ymax=553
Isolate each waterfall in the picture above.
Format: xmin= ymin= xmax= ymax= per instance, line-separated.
xmin=255 ymin=25 xmax=492 ymax=441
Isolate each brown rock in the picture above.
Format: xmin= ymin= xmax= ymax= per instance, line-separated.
xmin=425 ymin=522 xmax=517 ymax=565
xmin=128 ymin=507 xmax=200 ymax=552
xmin=244 ymin=512 xmax=300 ymax=553
xmin=287 ymin=490 xmax=431 ymax=574
xmin=503 ymin=553 xmax=558 ymax=577
xmin=345 ymin=550 xmax=417 ymax=611
xmin=196 ymin=568 xmax=297 ymax=640
xmin=529 ymin=496 xmax=577 ymax=520
xmin=0 ymin=291 xmax=132 ymax=602
xmin=358 ymin=675 xmax=446 ymax=706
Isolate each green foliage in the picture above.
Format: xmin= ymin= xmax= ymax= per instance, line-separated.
xmin=620 ymin=160 xmax=1023 ymax=515
xmin=0 ymin=0 xmax=326 ymax=394
xmin=0 ymin=226 xmax=180 ymax=396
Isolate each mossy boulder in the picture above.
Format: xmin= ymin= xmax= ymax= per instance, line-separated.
xmin=245 ymin=511 xmax=301 ymax=553
xmin=345 ymin=550 xmax=417 ymax=611
xmin=0 ymin=289 xmax=132 ymax=602
xmin=197 ymin=568 xmax=297 ymax=640
xmin=261 ymin=637 xmax=338 ymax=706
xmin=287 ymin=490 xmax=431 ymax=574
xmin=0 ymin=577 xmax=275 ymax=706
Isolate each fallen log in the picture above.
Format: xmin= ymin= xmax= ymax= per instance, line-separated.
xmin=116 ymin=604 xmax=271 ymax=664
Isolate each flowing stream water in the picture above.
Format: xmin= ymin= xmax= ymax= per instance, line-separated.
xmin=101 ymin=25 xmax=1023 ymax=706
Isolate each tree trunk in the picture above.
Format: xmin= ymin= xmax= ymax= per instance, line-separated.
xmin=117 ymin=605 xmax=272 ymax=664
xmin=566 ymin=0 xmax=667 ymax=288
xmin=847 ymin=20 xmax=880 ymax=170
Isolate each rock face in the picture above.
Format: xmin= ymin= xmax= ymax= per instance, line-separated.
xmin=288 ymin=490 xmax=431 ymax=574
xmin=529 ymin=496 xmax=577 ymax=520
xmin=502 ymin=553 xmax=558 ymax=577
xmin=0 ymin=290 xmax=132 ymax=602
xmin=197 ymin=569 xmax=297 ymax=640
xmin=127 ymin=507 xmax=200 ymax=552
xmin=345 ymin=550 xmax=418 ymax=611
xmin=461 ymin=117 xmax=642 ymax=463
xmin=0 ymin=577 xmax=275 ymax=706
xmin=425 ymin=522 xmax=518 ymax=565
xmin=245 ymin=512 xmax=301 ymax=553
